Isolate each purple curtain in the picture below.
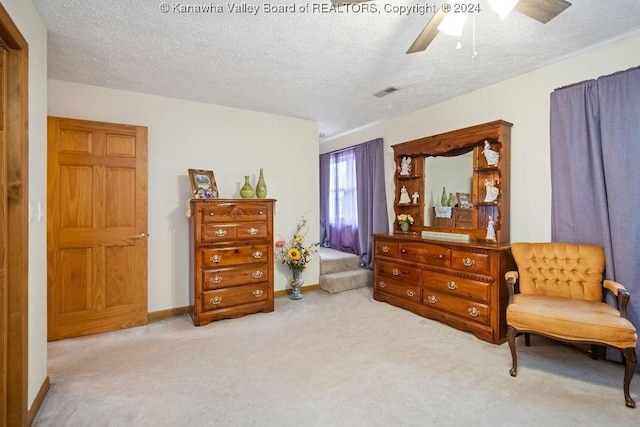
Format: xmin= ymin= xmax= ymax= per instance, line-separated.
xmin=550 ymin=66 xmax=640 ymax=359
xmin=319 ymin=153 xmax=331 ymax=247
xmin=319 ymin=138 xmax=389 ymax=267
xmin=354 ymin=138 xmax=389 ymax=268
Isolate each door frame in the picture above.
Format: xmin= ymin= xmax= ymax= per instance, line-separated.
xmin=0 ymin=4 xmax=29 ymax=426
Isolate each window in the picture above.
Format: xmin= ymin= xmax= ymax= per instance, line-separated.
xmin=328 ymin=149 xmax=358 ymax=228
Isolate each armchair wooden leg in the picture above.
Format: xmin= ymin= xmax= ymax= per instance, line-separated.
xmin=622 ymin=348 xmax=637 ymax=408
xmin=507 ymin=325 xmax=518 ymax=377
xmin=524 ymin=332 xmax=531 ymax=346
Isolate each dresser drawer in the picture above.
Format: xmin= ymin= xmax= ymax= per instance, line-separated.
xmin=451 ymin=250 xmax=491 ymax=275
xmin=202 ymin=283 xmax=270 ymax=311
xmin=375 ymin=240 xmax=399 ymax=258
xmin=375 ymin=260 xmax=421 ymax=285
xmin=201 ymin=244 xmax=268 ymax=268
xmin=375 ymin=276 xmax=422 ymax=303
xmin=453 ymin=209 xmax=473 ymax=229
xmin=424 ymin=271 xmax=490 ymax=303
xmin=203 ymin=264 xmax=268 ymax=290
xmin=423 ymin=290 xmax=490 ymax=326
xmin=201 ymin=203 xmax=269 ymax=224
xmin=399 ymin=242 xmax=450 ymax=267
xmin=202 ymin=222 xmax=267 ymax=242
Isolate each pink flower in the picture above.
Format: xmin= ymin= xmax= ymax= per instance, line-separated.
xmin=275 ymin=240 xmax=286 ymax=247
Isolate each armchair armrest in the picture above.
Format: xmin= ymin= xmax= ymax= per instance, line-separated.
xmin=505 ymin=271 xmax=519 ymax=304
xmin=604 ymin=279 xmax=631 ymax=320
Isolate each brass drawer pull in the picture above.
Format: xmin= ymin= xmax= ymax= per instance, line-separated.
xmin=209 ymin=212 xmax=214 ymax=216
xmin=427 ymin=295 xmax=438 ymax=304
xmin=468 ymin=307 xmax=480 ymax=317
xmin=462 ymin=257 xmax=475 ymax=267
xmin=252 ymin=289 xmax=263 ymax=298
xmin=407 ymin=289 xmax=416 ymax=297
xmin=210 ymin=255 xmax=222 ymax=263
xmin=392 ymin=268 xmax=400 ymax=276
xmin=252 ymin=250 xmax=263 ymax=259
xmin=215 ymin=229 xmax=227 ymax=237
xmin=210 ymin=296 xmax=223 ymax=305
xmin=379 ymin=281 xmax=386 ymax=288
xmin=247 ymin=227 xmax=258 ymax=235
xmin=382 ymin=245 xmax=390 ymax=253
xmin=447 ymin=281 xmax=458 ymax=290
xmin=210 ymin=275 xmax=222 ymax=284
xmin=252 ymin=271 xmax=263 ymax=279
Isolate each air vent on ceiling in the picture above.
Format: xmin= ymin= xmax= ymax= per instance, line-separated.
xmin=373 ymin=86 xmax=399 ymax=98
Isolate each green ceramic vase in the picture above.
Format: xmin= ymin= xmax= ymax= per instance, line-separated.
xmin=447 ymin=193 xmax=457 ymax=207
xmin=441 ymin=187 xmax=448 ymax=206
xmin=256 ymin=168 xmax=267 ymax=199
xmin=240 ymin=176 xmax=255 ymax=198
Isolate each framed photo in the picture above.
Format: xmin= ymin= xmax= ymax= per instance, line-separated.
xmin=457 ymin=192 xmax=471 ymax=208
xmin=188 ymin=169 xmax=218 ymax=199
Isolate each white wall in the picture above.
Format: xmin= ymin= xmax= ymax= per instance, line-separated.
xmin=48 ymin=80 xmax=320 ymax=312
xmin=321 ymin=32 xmax=640 ymax=243
xmin=2 ymin=0 xmax=48 ymax=409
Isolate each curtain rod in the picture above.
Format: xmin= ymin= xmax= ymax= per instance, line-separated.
xmin=320 ymin=137 xmax=383 ymax=156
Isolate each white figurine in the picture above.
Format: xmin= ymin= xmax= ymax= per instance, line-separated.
xmin=411 ymin=192 xmax=420 ymax=205
xmin=482 ymin=140 xmax=500 ymax=166
xmin=486 ymin=216 xmax=496 ymax=241
xmin=399 ymin=185 xmax=411 ymax=204
xmin=399 ymin=156 xmax=412 ymax=176
xmin=484 ymin=179 xmax=499 ymax=202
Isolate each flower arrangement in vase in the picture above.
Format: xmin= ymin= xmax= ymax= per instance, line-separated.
xmin=275 ymin=216 xmax=319 ymax=300
xmin=397 ymin=214 xmax=414 ymax=232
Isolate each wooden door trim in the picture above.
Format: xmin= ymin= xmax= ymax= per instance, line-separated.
xmin=0 ymin=3 xmax=29 ymax=426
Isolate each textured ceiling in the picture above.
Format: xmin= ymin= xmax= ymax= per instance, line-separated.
xmin=34 ymin=0 xmax=640 ymax=140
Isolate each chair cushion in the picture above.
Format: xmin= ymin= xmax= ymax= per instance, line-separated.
xmin=507 ymin=294 xmax=637 ymax=348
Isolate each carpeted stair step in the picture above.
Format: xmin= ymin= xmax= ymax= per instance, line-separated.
xmin=320 ymin=268 xmax=372 ymax=294
xmin=319 ymin=247 xmax=361 ymax=274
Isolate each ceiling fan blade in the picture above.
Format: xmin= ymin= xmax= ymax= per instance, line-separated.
xmin=406 ymin=7 xmax=446 ymax=54
xmin=515 ymin=0 xmax=571 ymax=24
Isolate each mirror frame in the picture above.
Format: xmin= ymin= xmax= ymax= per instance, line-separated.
xmin=391 ymin=120 xmax=512 ymax=244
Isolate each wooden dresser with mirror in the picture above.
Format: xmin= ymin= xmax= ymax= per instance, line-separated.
xmin=373 ymin=120 xmax=516 ymax=344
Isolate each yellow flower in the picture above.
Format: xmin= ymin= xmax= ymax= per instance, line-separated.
xmin=288 ymin=248 xmax=301 ymax=260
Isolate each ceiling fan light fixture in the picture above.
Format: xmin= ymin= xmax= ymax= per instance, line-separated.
xmin=488 ymin=0 xmax=520 ymax=19
xmin=437 ymin=12 xmax=467 ymax=37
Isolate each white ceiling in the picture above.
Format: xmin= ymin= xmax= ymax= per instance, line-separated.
xmin=34 ymin=0 xmax=640 ymax=140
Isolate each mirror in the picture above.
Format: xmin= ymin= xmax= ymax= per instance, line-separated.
xmin=423 ymin=153 xmax=473 ymax=226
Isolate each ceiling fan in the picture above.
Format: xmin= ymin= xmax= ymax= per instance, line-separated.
xmin=331 ymin=0 xmax=572 ymax=54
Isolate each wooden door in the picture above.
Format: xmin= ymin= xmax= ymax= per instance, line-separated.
xmin=47 ymin=117 xmax=148 ymax=341
xmin=0 ymin=43 xmax=8 ymax=422
xmin=0 ymin=4 xmax=29 ymax=423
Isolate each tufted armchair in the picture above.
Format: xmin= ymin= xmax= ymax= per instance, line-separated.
xmin=505 ymin=242 xmax=637 ymax=408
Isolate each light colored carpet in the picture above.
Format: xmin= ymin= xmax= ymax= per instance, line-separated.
xmin=34 ymin=288 xmax=639 ymax=426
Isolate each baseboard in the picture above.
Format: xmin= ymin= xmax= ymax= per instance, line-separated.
xmin=27 ymin=375 xmax=50 ymax=426
xmin=147 ymin=305 xmax=192 ymax=322
xmin=274 ymin=284 xmax=320 ymax=298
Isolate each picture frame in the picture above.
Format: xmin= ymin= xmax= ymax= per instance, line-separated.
xmin=188 ymin=169 xmax=218 ymax=199
xmin=456 ymin=192 xmax=471 ymax=208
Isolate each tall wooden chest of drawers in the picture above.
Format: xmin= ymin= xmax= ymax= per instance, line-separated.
xmin=189 ymin=199 xmax=276 ymax=326
xmin=373 ymin=234 xmax=515 ymax=344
